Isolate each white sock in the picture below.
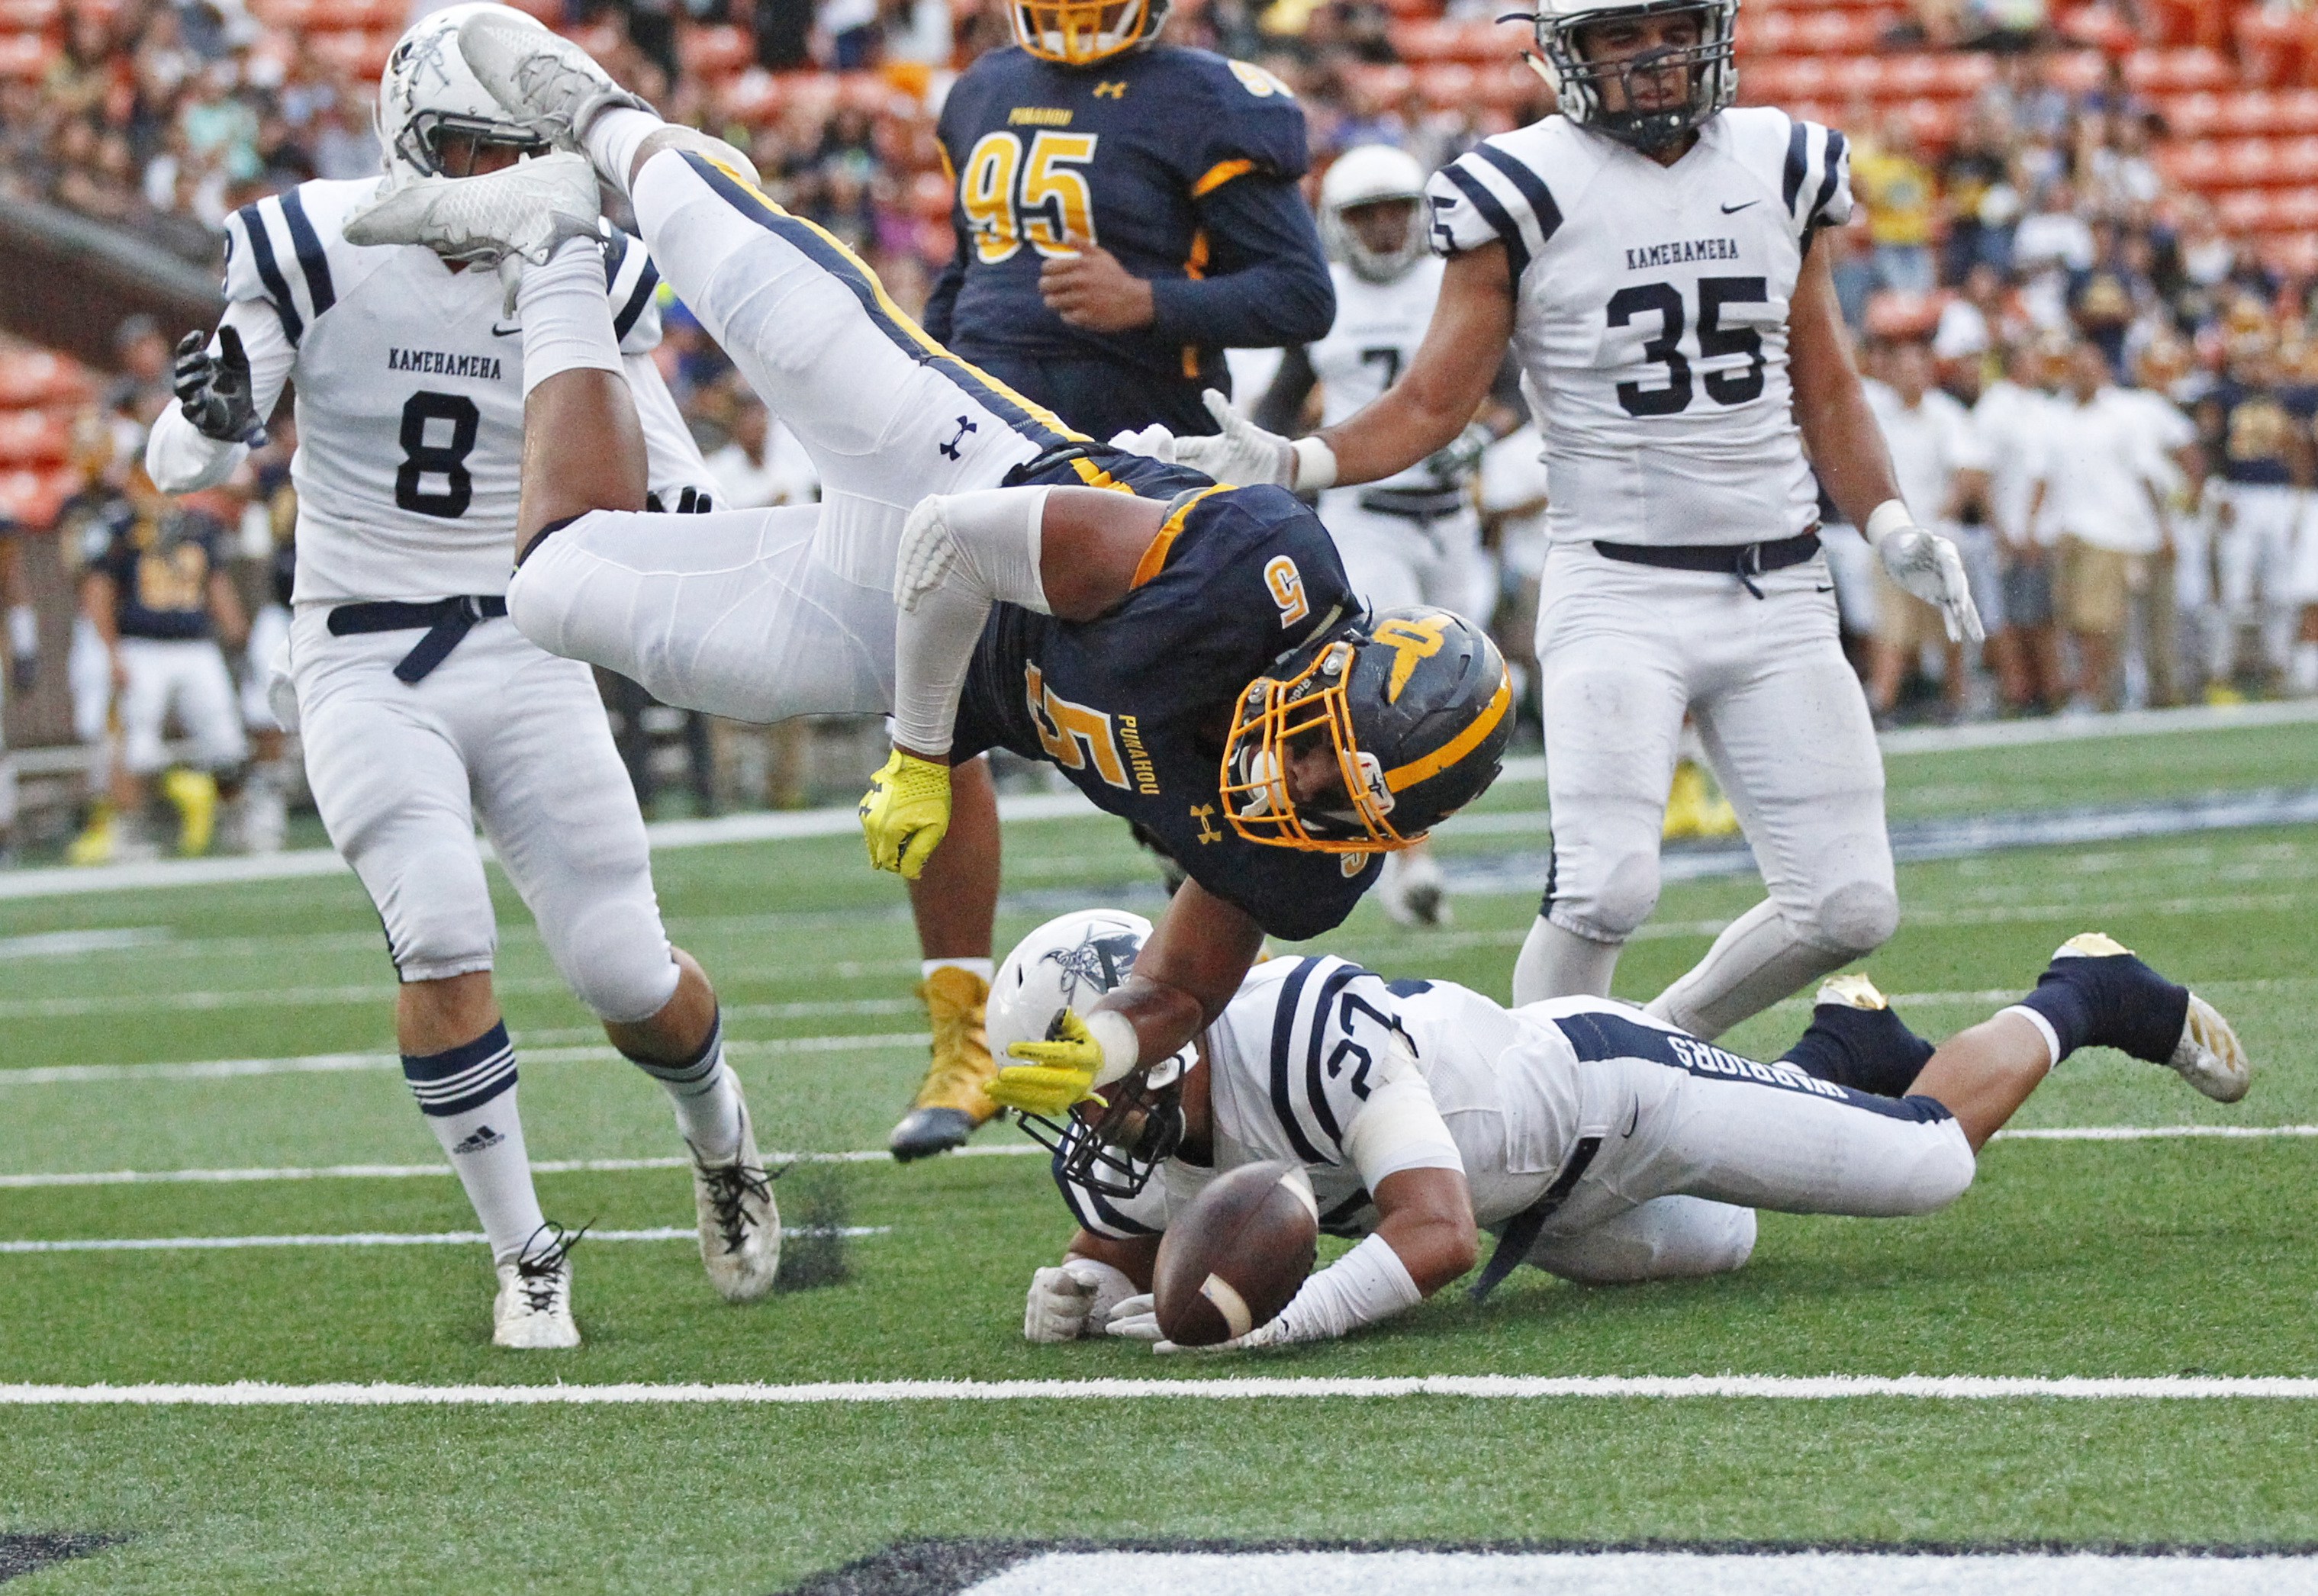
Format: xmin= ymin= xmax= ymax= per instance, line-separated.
xmin=404 ymin=1023 xmax=547 ymax=1266
xmin=629 ymin=1015 xmax=746 ymax=1163
xmin=585 ymin=106 xmax=667 ymax=195
xmin=1511 ymin=915 xmax=1621 ymax=1007
xmin=516 ymin=235 xmax=621 ymax=397
xmin=922 ymin=957 xmax=994 ymax=982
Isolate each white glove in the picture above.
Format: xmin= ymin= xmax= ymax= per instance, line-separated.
xmin=1170 ymin=390 xmax=1299 ymax=488
xmin=1108 ymin=423 xmax=1180 ymax=462
xmin=1103 ymin=1291 xmax=1161 ymax=1341
xmin=1152 ymin=1315 xmax=1292 ymax=1355
xmin=1869 ymin=501 xmax=1985 ymax=645
xmin=1022 ymin=1257 xmax=1140 ymax=1343
xmin=1103 ymin=1290 xmax=1292 ymax=1354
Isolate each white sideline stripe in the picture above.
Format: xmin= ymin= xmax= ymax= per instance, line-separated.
xmin=4 ymin=1373 xmax=2318 ymax=1405
xmin=0 ymin=1225 xmax=887 ymax=1253
xmin=0 ymin=1032 xmax=933 ymax=1084
xmin=0 ymin=1145 xmax=1049 ymax=1187
xmin=0 ymin=1125 xmax=2293 ymax=1189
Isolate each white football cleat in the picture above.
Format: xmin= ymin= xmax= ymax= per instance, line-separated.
xmin=344 ymin=150 xmax=601 ymax=266
xmin=2170 ymin=993 xmax=2252 ymax=1105
xmin=691 ymin=1102 xmax=781 ymax=1302
xmin=1377 ymin=848 xmax=1450 ymax=928
xmin=457 ymin=9 xmax=655 ymax=157
xmin=492 ymin=1224 xmax=582 ymax=1350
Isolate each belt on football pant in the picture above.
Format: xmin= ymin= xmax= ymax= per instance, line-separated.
xmin=327 ymin=595 xmax=508 ymax=684
xmin=1592 ymin=526 xmax=1821 ymax=600
xmin=1468 ymin=1134 xmax=1603 ymax=1303
xmin=1357 ymin=485 xmax=1469 ymax=521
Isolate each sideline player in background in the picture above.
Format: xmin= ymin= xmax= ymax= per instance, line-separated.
xmin=146 ymin=5 xmax=777 ymax=1350
xmin=903 ymin=0 xmax=1337 ymax=1159
xmin=1128 ymin=0 xmax=1985 ymax=1039
xmin=2195 ymin=328 xmax=2310 ymax=698
xmin=1241 ymin=143 xmax=1514 ymax=928
xmin=996 ymin=909 xmax=2249 ymax=1350
xmin=0 ymin=515 xmax=33 ymax=863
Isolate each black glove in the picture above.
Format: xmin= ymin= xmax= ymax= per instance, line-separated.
xmin=1419 ymin=422 xmax=1492 ymax=489
xmin=643 ymin=485 xmax=714 ymax=513
xmin=173 ymin=326 xmax=267 ymax=447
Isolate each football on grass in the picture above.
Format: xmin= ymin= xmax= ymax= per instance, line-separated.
xmin=1153 ymin=1160 xmax=1320 ymax=1347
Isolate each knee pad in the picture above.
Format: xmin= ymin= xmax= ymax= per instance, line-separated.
xmin=1558 ymin=848 xmax=1661 ymax=942
xmin=1885 ymin=1118 xmax=1978 ymax=1215
xmin=377 ymin=845 xmax=497 ymax=982
xmin=1808 ymin=879 xmax=1899 ymax=958
xmin=555 ymin=897 xmax=680 ymax=1024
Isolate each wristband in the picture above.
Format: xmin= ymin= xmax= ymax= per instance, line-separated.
xmin=6 ymin=604 xmax=33 ymax=658
xmin=1863 ymin=499 xmax=1916 ymax=549
xmin=1086 ymin=1008 xmax=1142 ymax=1091
xmin=1290 ymin=436 xmax=1338 ymax=494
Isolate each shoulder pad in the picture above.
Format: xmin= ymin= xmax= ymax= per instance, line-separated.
xmin=1769 ymin=112 xmax=1852 ymax=233
xmin=1177 ymin=47 xmax=1312 ymax=185
xmin=1425 ymin=129 xmax=1566 ymax=283
xmin=600 ymin=221 xmax=664 ymax=352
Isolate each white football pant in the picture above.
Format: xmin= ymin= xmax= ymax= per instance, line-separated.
xmin=118 ymin=636 xmax=247 ymax=776
xmin=1318 ymin=497 xmax=1495 ymax=620
xmin=2212 ymin=483 xmax=2302 ymax=677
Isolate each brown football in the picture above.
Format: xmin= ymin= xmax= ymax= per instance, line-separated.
xmin=1152 ymin=1160 xmax=1320 ymax=1347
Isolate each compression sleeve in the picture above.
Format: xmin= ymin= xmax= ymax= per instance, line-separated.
xmin=1147 ymin=175 xmax=1334 ymax=350
xmin=890 ymin=485 xmax=1052 ymax=756
xmin=1341 ymin=1035 xmax=1466 ymax=1188
xmin=143 ymin=301 xmax=295 ymax=494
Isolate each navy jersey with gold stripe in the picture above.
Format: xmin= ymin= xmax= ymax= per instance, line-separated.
xmin=926 ymin=44 xmax=1330 ymax=430
xmin=958 ymin=449 xmax=1379 ymax=940
xmin=84 ymin=504 xmax=224 ymax=642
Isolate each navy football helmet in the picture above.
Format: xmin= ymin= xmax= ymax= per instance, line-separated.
xmin=1222 ymin=607 xmax=1512 ymax=854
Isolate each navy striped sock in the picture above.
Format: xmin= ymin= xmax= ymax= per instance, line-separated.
xmin=402 ymin=1021 xmax=518 ymax=1118
xmin=627 ymin=1013 xmax=743 ymax=1161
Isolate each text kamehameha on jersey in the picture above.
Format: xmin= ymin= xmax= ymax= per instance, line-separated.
xmin=387 ymin=347 xmax=506 ymax=380
xmin=1623 ymin=236 xmax=1743 ymax=271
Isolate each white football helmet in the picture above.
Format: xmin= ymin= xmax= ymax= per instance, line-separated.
xmin=1318 ymin=144 xmax=1430 ymax=284
xmin=990 ymin=909 xmax=1195 ymax=1199
xmin=377 ymin=2 xmax=555 ymax=186
xmin=1529 ymin=0 xmax=1739 ymax=155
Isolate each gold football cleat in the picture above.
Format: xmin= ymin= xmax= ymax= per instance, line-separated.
xmin=889 ymin=966 xmax=998 ymax=1162
xmin=1814 ymin=973 xmax=1890 ymax=1011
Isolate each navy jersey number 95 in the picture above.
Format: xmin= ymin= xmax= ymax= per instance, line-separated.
xmin=954 ymin=453 xmax=1378 ymax=941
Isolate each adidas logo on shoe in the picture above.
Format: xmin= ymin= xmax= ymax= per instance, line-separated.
xmin=450 ymin=1125 xmax=504 ymax=1155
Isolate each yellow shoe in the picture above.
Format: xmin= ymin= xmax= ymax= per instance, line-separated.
xmin=2205 ymin=683 xmax=2245 ymax=706
xmin=1696 ymin=785 xmax=1740 ymax=838
xmin=888 ymin=966 xmax=997 ymax=1162
xmin=65 ymin=806 xmax=115 ymax=867
xmin=1663 ymin=759 xmax=1708 ymax=841
xmin=163 ymin=767 xmax=218 ymax=857
xmin=1814 ymin=973 xmax=1889 ymax=1010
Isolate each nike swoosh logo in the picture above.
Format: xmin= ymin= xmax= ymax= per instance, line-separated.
xmin=491 ymin=323 xmax=520 ymax=338
xmin=1814 ymin=584 xmax=1836 ymax=594
xmin=1721 ymin=200 xmax=1759 ymax=214
xmin=1622 ymin=1101 xmax=1640 ymax=1138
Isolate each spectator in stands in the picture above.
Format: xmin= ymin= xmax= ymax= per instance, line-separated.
xmin=2030 ymin=341 xmax=2176 ymax=713
xmin=1866 ymin=335 xmax=1992 ymax=720
xmin=0 ymin=515 xmax=33 ymax=865
xmin=1975 ymin=336 xmax=2066 ymax=713
xmin=1853 ymin=113 xmax=1940 ymax=295
xmin=703 ymin=394 xmax=818 ymax=510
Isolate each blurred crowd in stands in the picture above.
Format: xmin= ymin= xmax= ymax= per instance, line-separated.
xmin=4 ymin=0 xmax=2318 ymax=864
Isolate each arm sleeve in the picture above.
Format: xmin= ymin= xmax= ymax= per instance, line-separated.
xmin=1147 ymin=174 xmax=1335 ymax=349
xmin=1341 ymin=1037 xmax=1466 ymax=1189
xmin=890 ymin=485 xmax=1052 ymax=756
xmin=626 ymin=352 xmax=717 ymax=506
xmin=144 ymin=299 xmax=296 ymax=494
xmin=1251 ymin=342 xmax=1317 ymax=437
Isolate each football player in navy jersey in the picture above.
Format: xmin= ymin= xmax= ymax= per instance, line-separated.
xmin=923 ymin=0 xmax=1334 ymax=446
xmin=337 ymin=40 xmax=1514 ymax=1149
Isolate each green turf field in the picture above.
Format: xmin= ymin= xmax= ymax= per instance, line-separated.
xmin=2 ymin=716 xmax=2315 ymax=1591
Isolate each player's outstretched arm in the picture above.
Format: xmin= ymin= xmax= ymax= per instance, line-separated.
xmin=863 ymin=486 xmax=1167 ymax=879
xmin=146 ymin=305 xmax=295 ymax=494
xmin=1791 ymin=244 xmax=1984 ymax=644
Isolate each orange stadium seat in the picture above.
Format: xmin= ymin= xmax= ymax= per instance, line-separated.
xmin=0 ymin=31 xmax=56 ymax=76
xmin=304 ymin=27 xmax=394 ymax=80
xmin=679 ymin=23 xmax=752 ymax=79
xmin=0 ymin=410 xmax=66 ymax=466
xmin=0 ymin=0 xmax=60 ymax=31
xmin=1415 ymin=61 xmax=1479 ymax=106
xmin=2124 ymin=47 xmax=2234 ymax=97
xmin=0 ymin=351 xmax=89 ymax=410
xmin=1343 ymin=62 xmax=1415 ymax=105
xmin=0 ymin=465 xmax=72 ymax=527
xmin=2235 ymin=8 xmax=2311 ymax=91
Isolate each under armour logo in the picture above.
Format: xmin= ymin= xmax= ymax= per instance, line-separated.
xmin=1093 ymin=80 xmax=1127 ymax=98
xmin=939 ymin=415 xmax=977 ymax=459
xmin=1190 ymin=803 xmax=1222 ymax=845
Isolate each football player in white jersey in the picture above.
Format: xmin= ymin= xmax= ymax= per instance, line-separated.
xmin=998 ymin=909 xmax=2249 ymax=1349
xmin=1124 ymin=0 xmax=1986 ymax=1040
xmin=1237 ymin=143 xmax=1512 ymax=930
xmin=143 ymin=5 xmax=777 ymax=1350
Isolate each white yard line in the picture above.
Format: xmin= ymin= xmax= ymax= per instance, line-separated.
xmin=0 ymin=1126 xmax=2284 ymax=1190
xmin=0 ymin=1033 xmax=933 ymax=1084
xmin=4 ymin=1373 xmax=2318 ymax=1405
xmin=0 ymin=1145 xmax=1048 ymax=1187
xmin=0 ymin=1225 xmax=887 ymax=1253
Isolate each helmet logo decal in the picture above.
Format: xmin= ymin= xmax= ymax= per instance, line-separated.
xmin=1039 ymin=932 xmax=1143 ymax=1010
xmin=1373 ymin=614 xmax=1449 ymax=702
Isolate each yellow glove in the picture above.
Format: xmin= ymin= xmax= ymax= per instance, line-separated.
xmin=858 ymin=748 xmax=951 ymax=880
xmin=990 ymin=1008 xmax=1106 ymax=1117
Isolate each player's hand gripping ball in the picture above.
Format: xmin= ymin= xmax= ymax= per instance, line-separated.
xmin=1150 ymin=1160 xmax=1318 ymax=1349
xmin=858 ymin=748 xmax=951 ymax=879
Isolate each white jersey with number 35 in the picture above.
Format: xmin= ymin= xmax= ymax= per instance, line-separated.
xmin=1425 ymin=108 xmax=1852 ymax=549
